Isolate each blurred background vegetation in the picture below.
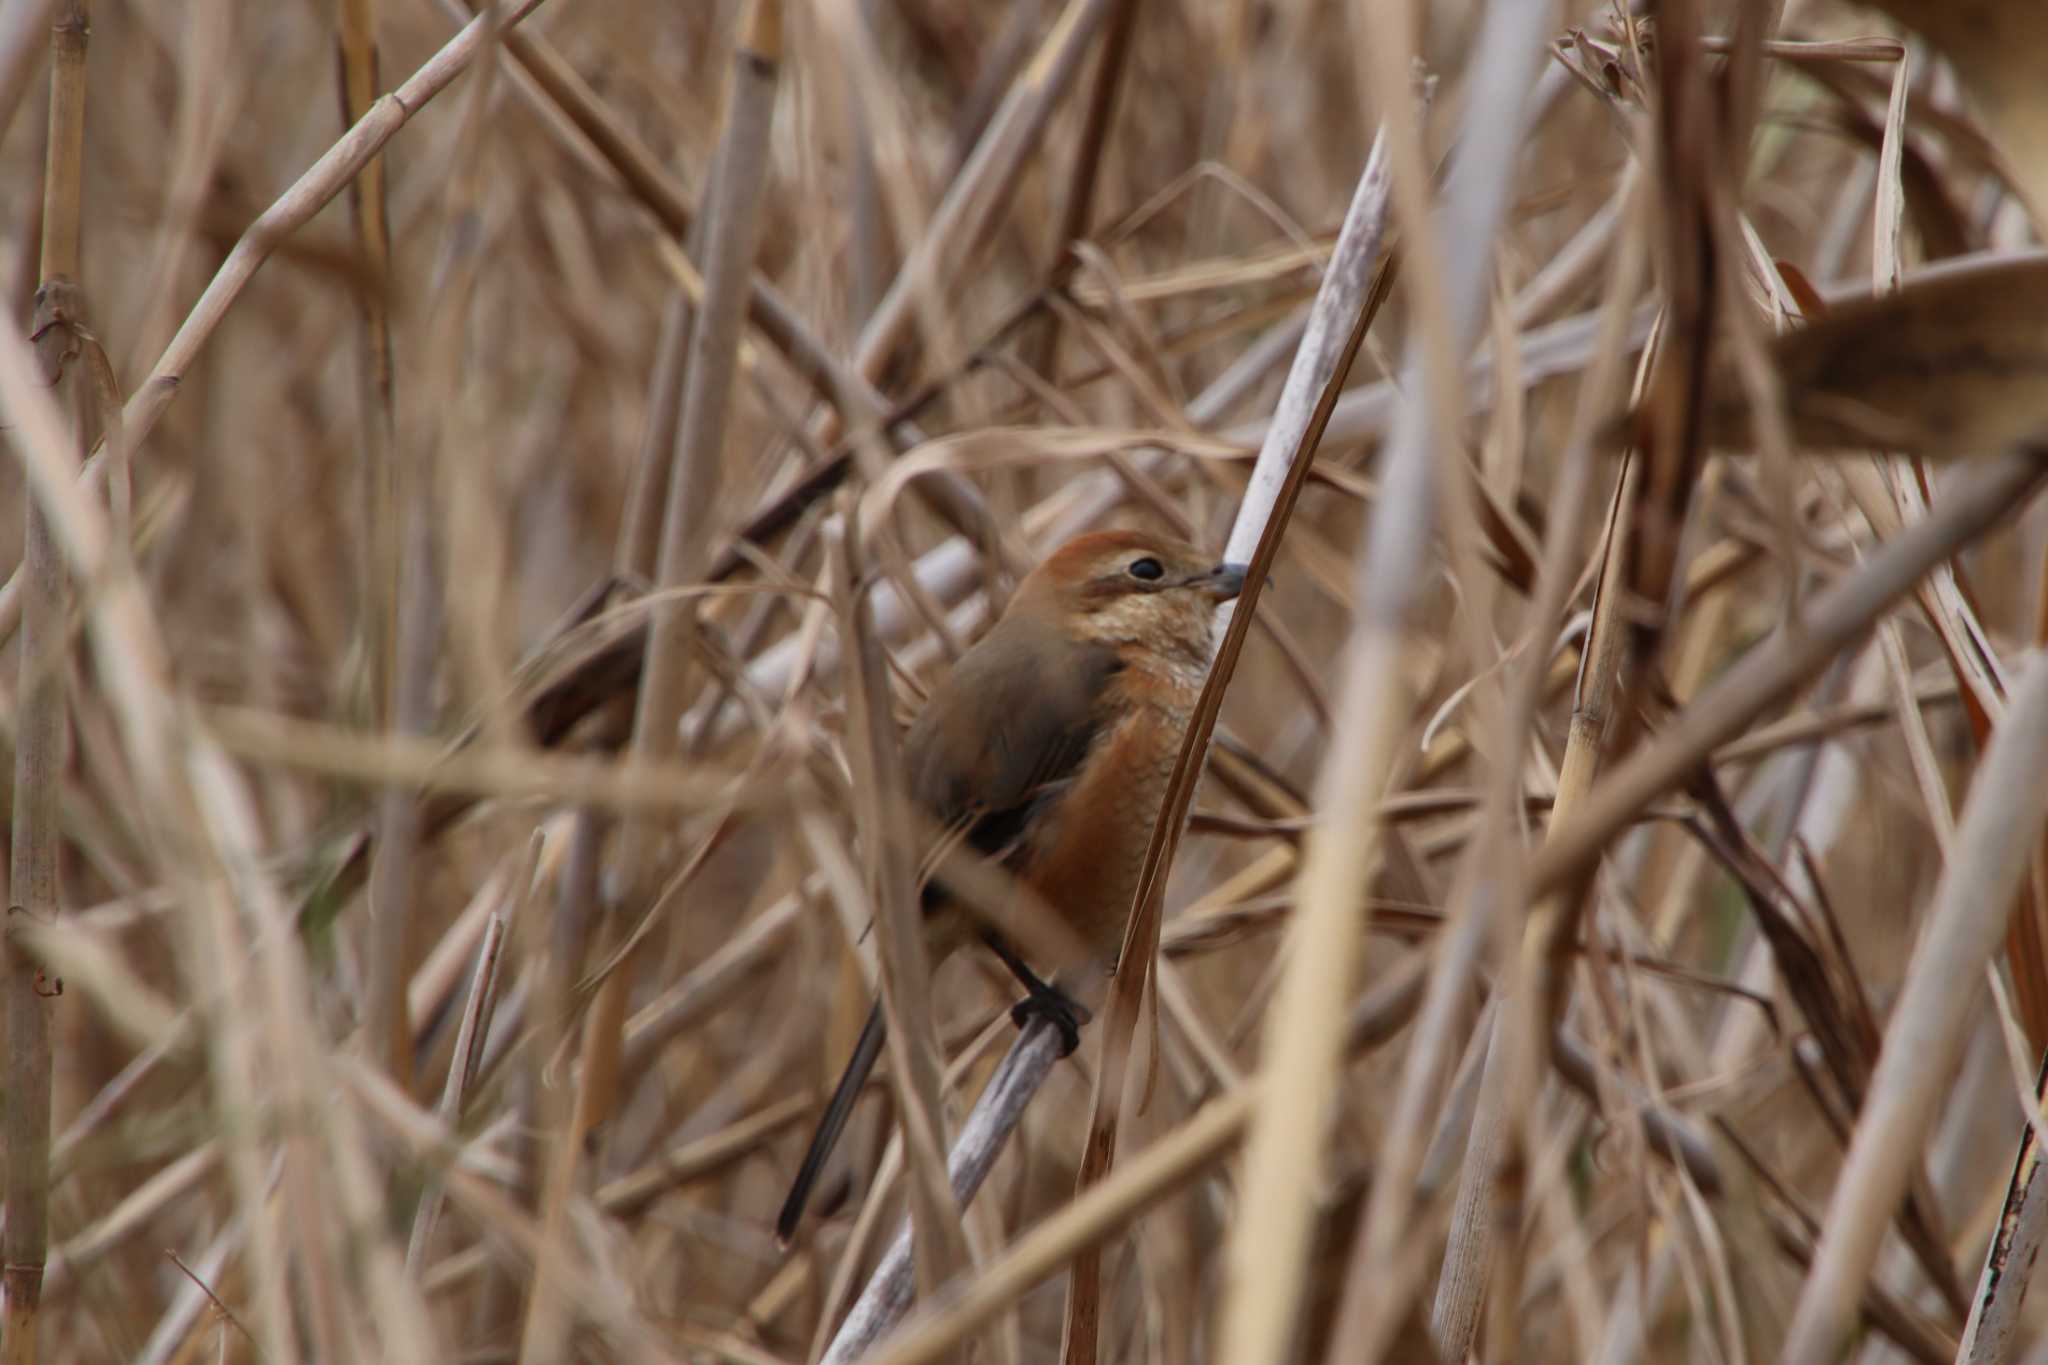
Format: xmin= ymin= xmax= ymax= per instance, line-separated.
xmin=2 ymin=0 xmax=2047 ymax=1361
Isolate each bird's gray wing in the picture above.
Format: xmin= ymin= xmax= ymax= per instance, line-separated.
xmin=903 ymin=624 xmax=1123 ymax=872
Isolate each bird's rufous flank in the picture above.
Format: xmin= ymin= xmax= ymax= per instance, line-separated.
xmin=775 ymin=529 xmax=1248 ymax=1244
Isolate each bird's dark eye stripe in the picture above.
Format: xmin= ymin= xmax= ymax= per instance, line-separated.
xmin=1127 ymin=556 xmax=1165 ymax=581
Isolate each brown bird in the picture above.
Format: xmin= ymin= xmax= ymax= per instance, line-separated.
xmin=776 ymin=529 xmax=1247 ymax=1243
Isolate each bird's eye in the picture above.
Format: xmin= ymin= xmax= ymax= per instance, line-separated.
xmin=1127 ymin=557 xmax=1165 ymax=582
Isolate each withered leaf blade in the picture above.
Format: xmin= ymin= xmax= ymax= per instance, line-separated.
xmin=1854 ymin=0 xmax=2048 ymax=224
xmin=1698 ymin=256 xmax=2048 ymax=458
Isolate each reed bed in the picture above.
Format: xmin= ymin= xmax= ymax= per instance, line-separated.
xmin=2 ymin=1 xmax=2047 ymax=1361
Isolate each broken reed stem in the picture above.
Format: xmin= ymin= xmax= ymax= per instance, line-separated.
xmin=5 ymin=5 xmax=86 ymax=1357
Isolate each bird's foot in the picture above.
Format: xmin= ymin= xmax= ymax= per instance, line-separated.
xmin=1010 ymin=989 xmax=1090 ymax=1056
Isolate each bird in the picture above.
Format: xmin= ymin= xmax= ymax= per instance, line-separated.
xmin=775 ymin=528 xmax=1248 ymax=1244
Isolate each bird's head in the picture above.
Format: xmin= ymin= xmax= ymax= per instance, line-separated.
xmin=1009 ymin=530 xmax=1248 ymax=670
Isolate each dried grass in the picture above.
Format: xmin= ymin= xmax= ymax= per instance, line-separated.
xmin=5 ymin=1 xmax=2048 ymax=1362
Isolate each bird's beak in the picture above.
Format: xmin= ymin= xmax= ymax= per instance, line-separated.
xmin=1195 ymin=562 xmax=1249 ymax=601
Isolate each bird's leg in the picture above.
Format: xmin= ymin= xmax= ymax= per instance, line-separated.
xmin=1011 ymin=992 xmax=1087 ymax=1057
xmin=980 ymin=931 xmax=1089 ymax=1056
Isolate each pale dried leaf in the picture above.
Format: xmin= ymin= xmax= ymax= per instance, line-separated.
xmin=1699 ymin=257 xmax=2048 ymax=456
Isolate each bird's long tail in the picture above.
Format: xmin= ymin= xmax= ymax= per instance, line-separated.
xmin=776 ymin=999 xmax=887 ymax=1246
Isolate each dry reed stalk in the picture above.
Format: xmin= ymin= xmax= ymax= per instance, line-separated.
xmin=4 ymin=6 xmax=86 ymax=1358
xmin=842 ymin=0 xmax=888 ymax=329
xmin=1957 ymin=1051 xmax=2048 ymax=1361
xmin=1023 ymin=0 xmax=1141 ymax=382
xmin=105 ymin=7 xmax=233 ymax=396
xmin=1332 ymin=124 xmax=1653 ymax=1365
xmin=820 ymin=1022 xmax=1069 ymax=1365
xmin=850 ymin=0 xmax=1117 ymax=383
xmin=18 ymin=2 xmax=2048 ymax=1359
xmin=621 ymin=295 xmax=696 ymax=583
xmin=824 ymin=511 xmax=971 ymax=1300
xmin=1217 ymin=5 xmax=1558 ymax=1362
xmin=108 ymin=0 xmax=550 ymax=460
xmin=1430 ymin=451 xmax=1642 ymax=1361
xmin=535 ymin=100 xmax=702 ymax=1263
xmin=573 ymin=0 xmax=781 ymax=1122
xmin=362 ymin=0 xmax=513 ymax=1090
xmin=1783 ymin=646 xmax=2048 ymax=1362
xmin=0 ymin=305 xmax=438 ymax=1360
xmin=1530 ymin=455 xmax=2048 ymax=903
xmin=203 ymin=703 xmax=758 ymax=811
xmin=830 ymin=921 xmax=1446 ymax=1365
xmin=867 ymin=1083 xmax=1255 ymax=1365
xmin=436 ymin=0 xmax=999 ymax=551
xmin=1425 ymin=47 xmax=1701 ymax=1330
xmin=333 ymin=0 xmax=399 ymax=736
xmin=524 ymin=7 xmax=783 ymax=1354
